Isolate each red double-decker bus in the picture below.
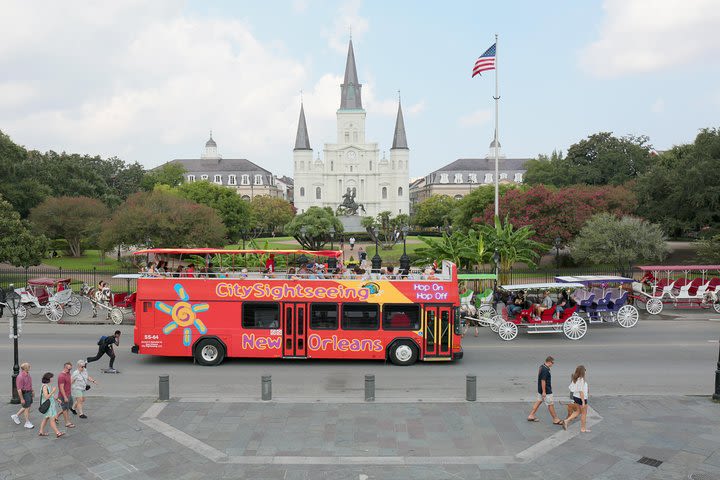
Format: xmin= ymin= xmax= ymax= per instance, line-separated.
xmin=130 ymin=248 xmax=462 ymax=366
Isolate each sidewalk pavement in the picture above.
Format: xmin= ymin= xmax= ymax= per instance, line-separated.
xmin=2 ymin=395 xmax=719 ymax=479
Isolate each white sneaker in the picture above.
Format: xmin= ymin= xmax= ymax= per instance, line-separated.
xmin=11 ymin=414 xmax=20 ymax=425
xmin=24 ymin=421 xmax=34 ymax=429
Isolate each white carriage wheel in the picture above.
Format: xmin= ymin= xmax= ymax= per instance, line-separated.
xmin=616 ymin=305 xmax=639 ymax=328
xmin=563 ymin=315 xmax=587 ymax=340
xmin=110 ymin=308 xmax=124 ymax=325
xmin=16 ymin=304 xmax=27 ymax=321
xmin=489 ymin=315 xmax=503 ymax=333
xmin=28 ymin=304 xmax=42 ymax=315
xmin=646 ymin=298 xmax=663 ymax=315
xmin=44 ymin=301 xmax=63 ymax=322
xmin=497 ymin=321 xmax=518 ymax=341
xmin=65 ymin=295 xmax=82 ymax=316
xmin=478 ymin=305 xmax=496 ymax=319
xmin=714 ymin=300 xmax=720 ymax=314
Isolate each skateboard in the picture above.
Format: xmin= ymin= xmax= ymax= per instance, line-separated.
xmin=101 ymin=369 xmax=120 ymax=374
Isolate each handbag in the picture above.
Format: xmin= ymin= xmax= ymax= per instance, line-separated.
xmin=38 ymin=387 xmax=51 ymax=414
xmin=85 ymin=385 xmax=91 ymax=391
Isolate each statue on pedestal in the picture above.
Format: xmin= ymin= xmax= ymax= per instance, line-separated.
xmin=336 ymin=188 xmax=365 ymax=216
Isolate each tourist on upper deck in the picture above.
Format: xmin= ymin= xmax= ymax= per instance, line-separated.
xmin=186 ymin=263 xmax=196 ymax=277
xmin=265 ymin=254 xmax=275 ymax=274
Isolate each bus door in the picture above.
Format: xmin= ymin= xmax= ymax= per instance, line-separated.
xmin=282 ymin=303 xmax=308 ymax=358
xmin=424 ymin=305 xmax=452 ymax=359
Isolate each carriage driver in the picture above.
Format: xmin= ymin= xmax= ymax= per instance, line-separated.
xmin=459 ymin=282 xmax=480 ymax=336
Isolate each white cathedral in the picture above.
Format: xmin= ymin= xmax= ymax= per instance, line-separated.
xmin=292 ymin=40 xmax=410 ymax=219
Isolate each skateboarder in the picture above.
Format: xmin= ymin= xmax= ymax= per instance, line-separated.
xmin=86 ymin=330 xmax=121 ymax=373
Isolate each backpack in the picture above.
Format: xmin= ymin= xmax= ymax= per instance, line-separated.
xmin=97 ymin=335 xmax=107 ymax=346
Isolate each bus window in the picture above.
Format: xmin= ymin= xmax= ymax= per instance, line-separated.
xmin=382 ymin=304 xmax=420 ymax=330
xmin=342 ymin=304 xmax=379 ymax=330
xmin=310 ymin=304 xmax=338 ymax=330
xmin=242 ymin=302 xmax=280 ymax=329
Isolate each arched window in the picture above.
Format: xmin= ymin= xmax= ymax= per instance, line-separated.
xmin=382 ymin=187 xmax=388 ymax=199
xmin=241 ymin=195 xmax=250 ymax=201
xmin=299 ymin=187 xmax=305 ymax=197
xmin=369 ymin=160 xmax=372 ymax=171
xmin=397 ymin=186 xmax=403 ymax=197
xmin=315 ymin=187 xmax=322 ymax=199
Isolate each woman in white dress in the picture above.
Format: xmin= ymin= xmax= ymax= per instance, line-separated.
xmin=562 ymin=365 xmax=591 ymax=432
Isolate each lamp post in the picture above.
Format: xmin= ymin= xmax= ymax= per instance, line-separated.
xmin=299 ymin=226 xmax=308 ymax=250
xmin=6 ymin=286 xmax=21 ymax=404
xmin=493 ymin=249 xmax=501 ymax=287
xmin=328 ymin=227 xmax=337 ymax=270
xmin=554 ymin=237 xmax=562 ymax=274
xmin=329 ymin=226 xmax=335 ymax=250
xmin=371 ymin=227 xmax=382 ymax=272
xmin=399 ymin=225 xmax=410 ymax=275
xmin=713 ymin=337 xmax=720 ymax=402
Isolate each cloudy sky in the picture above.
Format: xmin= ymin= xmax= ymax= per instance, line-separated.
xmin=1 ymin=0 xmax=719 ymax=178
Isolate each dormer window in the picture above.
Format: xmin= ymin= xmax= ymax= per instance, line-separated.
xmin=241 ymin=174 xmax=250 ymax=185
xmin=439 ymin=173 xmax=449 ymax=184
xmin=484 ymin=173 xmax=493 ymax=183
xmin=454 ymin=173 xmax=463 ymax=183
xmin=187 ymin=175 xmax=195 ymax=182
xmin=201 ymin=174 xmax=208 ymax=181
xmin=468 ymin=173 xmax=477 ymax=183
xmin=499 ymin=173 xmax=508 ymax=180
xmin=254 ymin=175 xmax=263 ymax=185
xmin=228 ymin=175 xmax=237 ymax=185
xmin=514 ymin=173 xmax=523 ymax=182
xmin=214 ymin=175 xmax=222 ymax=184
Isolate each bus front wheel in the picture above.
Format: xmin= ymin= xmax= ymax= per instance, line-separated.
xmin=194 ymin=338 xmax=225 ymax=366
xmin=389 ymin=341 xmax=418 ymax=366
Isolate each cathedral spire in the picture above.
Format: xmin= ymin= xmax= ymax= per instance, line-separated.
xmin=340 ymin=39 xmax=363 ymax=109
xmin=391 ymin=97 xmax=408 ymax=150
xmin=294 ymin=102 xmax=311 ymax=151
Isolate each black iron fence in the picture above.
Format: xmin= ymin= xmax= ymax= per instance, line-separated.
xmin=0 ymin=267 xmax=138 ymax=293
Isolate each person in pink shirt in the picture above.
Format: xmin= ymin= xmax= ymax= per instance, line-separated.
xmin=55 ymin=362 xmax=75 ymax=429
xmin=11 ymin=362 xmax=34 ymax=429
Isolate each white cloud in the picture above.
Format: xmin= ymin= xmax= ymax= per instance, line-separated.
xmin=580 ymin=0 xmax=720 ymax=77
xmin=0 ymin=1 xmax=313 ymax=173
xmin=292 ymin=0 xmax=308 ymax=13
xmin=651 ymin=98 xmax=665 ymax=113
xmin=407 ymin=100 xmax=426 ymax=115
xmin=321 ymin=1 xmax=369 ymax=53
xmin=458 ymin=108 xmax=493 ymax=127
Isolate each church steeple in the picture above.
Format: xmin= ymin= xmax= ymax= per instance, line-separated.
xmin=340 ymin=39 xmax=363 ymax=110
xmin=294 ymin=102 xmax=311 ymax=151
xmin=391 ymin=97 xmax=408 ymax=150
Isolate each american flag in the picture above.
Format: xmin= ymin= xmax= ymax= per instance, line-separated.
xmin=472 ymin=43 xmax=496 ymax=77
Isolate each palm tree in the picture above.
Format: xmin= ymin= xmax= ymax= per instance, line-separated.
xmin=478 ymin=216 xmax=547 ymax=283
xmin=466 ymin=228 xmax=492 ymax=271
xmin=414 ymin=231 xmax=475 ymax=269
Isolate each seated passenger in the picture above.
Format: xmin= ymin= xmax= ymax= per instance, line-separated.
xmin=288 ymin=267 xmax=301 ymax=280
xmin=555 ymin=294 xmax=568 ymax=320
xmin=186 ymin=263 xmax=196 ymax=278
xmin=174 ymin=265 xmax=184 ymax=277
xmin=532 ymin=290 xmax=554 ymax=320
xmin=424 ymin=267 xmax=438 ymax=280
xmin=507 ymin=290 xmax=525 ymax=317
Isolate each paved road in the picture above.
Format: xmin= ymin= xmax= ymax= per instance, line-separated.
xmin=1 ymin=316 xmax=718 ymax=401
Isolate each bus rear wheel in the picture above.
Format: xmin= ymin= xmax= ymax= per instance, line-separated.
xmin=389 ymin=341 xmax=418 ymax=366
xmin=194 ymin=338 xmax=225 ymax=366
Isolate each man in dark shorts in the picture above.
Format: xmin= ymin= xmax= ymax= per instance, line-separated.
xmin=87 ymin=330 xmax=121 ymax=372
xmin=527 ymin=355 xmax=563 ymax=425
xmin=55 ymin=362 xmax=75 ymax=428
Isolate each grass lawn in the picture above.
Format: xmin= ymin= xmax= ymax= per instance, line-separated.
xmin=42 ymin=250 xmax=123 ymax=271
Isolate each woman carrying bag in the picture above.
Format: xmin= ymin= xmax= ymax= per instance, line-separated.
xmin=38 ymin=372 xmax=64 ymax=438
xmin=562 ymin=365 xmax=591 ymax=433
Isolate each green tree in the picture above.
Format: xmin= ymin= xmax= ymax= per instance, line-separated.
xmin=453 ymin=184 xmax=518 ymax=230
xmin=176 ymin=181 xmax=252 ymax=241
xmin=0 ymin=196 xmax=47 ymax=267
xmin=696 ymin=235 xmax=720 ymax=264
xmin=477 ymin=216 xmax=547 ymax=282
xmin=411 ymin=195 xmax=456 ymax=228
xmin=284 ymin=207 xmax=343 ymax=250
xmin=141 ymin=162 xmax=186 ymax=190
xmin=249 ymin=196 xmax=295 ymax=234
xmin=413 ymin=231 xmax=475 ymax=269
xmin=29 ymin=196 xmax=109 ymax=257
xmin=524 ymin=133 xmax=653 ymax=187
xmin=362 ymin=211 xmax=409 ymax=249
xmin=570 ymin=213 xmax=668 ymax=276
xmin=99 ymin=190 xmax=226 ymax=250
xmin=635 ymin=128 xmax=720 ymax=236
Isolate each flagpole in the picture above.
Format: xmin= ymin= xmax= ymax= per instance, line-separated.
xmin=493 ymin=33 xmax=500 ymax=218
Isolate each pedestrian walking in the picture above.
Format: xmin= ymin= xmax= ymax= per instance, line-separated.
xmin=358 ymin=247 xmax=366 ymax=262
xmin=11 ymin=362 xmax=34 ymax=429
xmin=71 ymin=360 xmax=96 ymax=419
xmin=38 ymin=372 xmax=64 ymax=438
xmin=339 ymin=236 xmax=345 ymax=252
xmin=86 ymin=330 xmax=121 ymax=372
xmin=527 ymin=356 xmax=563 ymax=425
xmin=562 ymin=365 xmax=591 ymax=432
xmin=55 ymin=362 xmax=75 ymax=429
xmin=349 ymin=236 xmax=355 ymax=251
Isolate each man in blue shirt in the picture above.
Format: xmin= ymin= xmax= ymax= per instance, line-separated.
xmin=527 ymin=355 xmax=563 ymax=425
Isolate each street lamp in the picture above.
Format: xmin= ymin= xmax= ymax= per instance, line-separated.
xmin=714 ymin=336 xmax=720 ymax=402
xmin=554 ymin=237 xmax=562 ymax=273
xmin=493 ymin=249 xmax=501 ymax=287
xmin=299 ymin=226 xmax=308 ymax=250
xmin=329 ymin=226 xmax=335 ymax=250
xmin=371 ymin=227 xmax=382 ymax=272
xmin=6 ymin=286 xmax=21 ymax=404
xmin=399 ymin=225 xmax=410 ymax=275
xmin=328 ymin=226 xmax=337 ymax=270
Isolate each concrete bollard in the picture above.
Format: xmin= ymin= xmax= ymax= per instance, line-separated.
xmin=365 ymin=374 xmax=375 ymax=402
xmin=159 ymin=374 xmax=169 ymax=401
xmin=466 ymin=374 xmax=477 ymax=402
xmin=261 ymin=375 xmax=272 ymax=401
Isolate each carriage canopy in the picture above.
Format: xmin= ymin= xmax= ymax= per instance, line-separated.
xmin=555 ymin=275 xmax=634 ymax=284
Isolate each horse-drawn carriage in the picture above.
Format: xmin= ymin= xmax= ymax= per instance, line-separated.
xmin=491 ymin=282 xmax=588 ymax=341
xmin=458 ymin=273 xmax=500 ymax=334
xmin=80 ymin=274 xmax=137 ymax=324
xmin=15 ymin=278 xmax=82 ymax=322
xmin=632 ymin=265 xmax=720 ymax=315
xmin=556 ymin=275 xmax=639 ymax=328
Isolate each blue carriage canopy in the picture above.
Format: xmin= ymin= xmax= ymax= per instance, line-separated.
xmin=554 ymin=275 xmax=635 ymax=285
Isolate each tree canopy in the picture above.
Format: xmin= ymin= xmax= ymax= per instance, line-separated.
xmin=0 ymin=195 xmax=47 ymax=267
xmin=570 ymin=213 xmax=668 ymax=276
xmin=99 ymin=189 xmax=226 ymax=251
xmin=452 ymin=184 xmax=518 ymax=230
xmin=142 ymin=162 xmax=186 ymax=191
xmin=284 ymin=207 xmax=343 ymax=250
xmin=635 ymin=128 xmax=720 ymax=236
xmin=29 ymin=196 xmax=109 ymax=257
xmin=411 ymin=195 xmax=457 ymax=229
xmin=362 ymin=211 xmax=409 ymax=249
xmin=175 ymin=181 xmax=252 ymax=241
xmin=524 ymin=132 xmax=653 ymax=187
xmin=249 ymin=195 xmax=296 ymax=234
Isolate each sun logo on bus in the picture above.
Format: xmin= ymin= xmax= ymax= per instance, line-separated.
xmin=362 ymin=282 xmax=380 ymax=295
xmin=155 ymin=283 xmax=209 ymax=347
